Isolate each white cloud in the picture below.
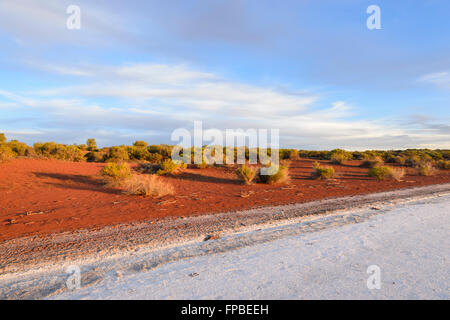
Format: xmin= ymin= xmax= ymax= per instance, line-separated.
xmin=1 ymin=63 xmax=450 ymax=149
xmin=419 ymin=71 xmax=450 ymax=89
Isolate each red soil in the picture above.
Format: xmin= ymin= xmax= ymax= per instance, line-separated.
xmin=1 ymin=158 xmax=449 ymax=242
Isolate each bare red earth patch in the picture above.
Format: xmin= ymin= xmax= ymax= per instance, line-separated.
xmin=1 ymin=158 xmax=449 ymax=241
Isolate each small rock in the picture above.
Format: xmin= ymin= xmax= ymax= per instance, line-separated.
xmin=203 ymin=234 xmax=220 ymax=241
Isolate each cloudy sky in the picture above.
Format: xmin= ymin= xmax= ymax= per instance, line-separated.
xmin=0 ymin=0 xmax=449 ymax=149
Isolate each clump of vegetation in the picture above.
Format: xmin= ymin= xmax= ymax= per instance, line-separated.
xmin=133 ymin=140 xmax=148 ymax=148
xmin=259 ymin=164 xmax=290 ymax=184
xmin=85 ymin=151 xmax=106 ymax=162
xmin=100 ymin=162 xmax=132 ymax=186
xmin=360 ymin=156 xmax=384 ymax=168
xmin=416 ymin=162 xmax=435 ymax=176
xmin=105 ymin=146 xmax=129 ymax=163
xmin=61 ymin=145 xmax=84 ymax=162
xmin=437 ymin=160 xmax=450 ymax=170
xmin=33 ymin=142 xmax=84 ymax=161
xmin=280 ymin=149 xmax=299 ymax=160
xmin=330 ymin=149 xmax=352 ymax=164
xmin=386 ymin=155 xmax=406 ymax=166
xmin=0 ymin=144 xmax=15 ymax=162
xmin=123 ymin=174 xmax=174 ymax=197
xmin=311 ymin=162 xmax=335 ymax=180
xmin=156 ymin=159 xmax=186 ymax=176
xmin=368 ymin=166 xmax=405 ymax=181
xmin=86 ymin=138 xmax=97 ymax=151
xmin=235 ymin=165 xmax=258 ymax=185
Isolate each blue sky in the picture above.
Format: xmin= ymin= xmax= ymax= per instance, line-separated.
xmin=0 ymin=0 xmax=449 ymax=149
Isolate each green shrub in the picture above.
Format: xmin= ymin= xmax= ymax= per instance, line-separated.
xmin=61 ymin=145 xmax=84 ymax=162
xmin=85 ymin=151 xmax=106 ymax=162
xmin=360 ymin=156 xmax=384 ymax=168
xmin=100 ymin=162 xmax=132 ymax=186
xmin=280 ymin=149 xmax=299 ymax=160
xmin=235 ymin=165 xmax=258 ymax=185
xmin=127 ymin=146 xmax=149 ymax=160
xmin=0 ymin=133 xmax=6 ymax=144
xmin=133 ymin=140 xmax=148 ymax=148
xmin=0 ymin=144 xmax=15 ymax=162
xmin=386 ymin=155 xmax=406 ymax=166
xmin=105 ymin=146 xmax=129 ymax=162
xmin=368 ymin=166 xmax=405 ymax=181
xmin=330 ymin=149 xmax=351 ymax=164
xmin=405 ymin=155 xmax=421 ymax=167
xmin=86 ymin=138 xmax=97 ymax=151
xmin=148 ymin=144 xmax=173 ymax=157
xmin=7 ymin=140 xmax=28 ymax=156
xmin=311 ymin=162 xmax=335 ymax=179
xmin=259 ymin=164 xmax=290 ymax=184
xmin=156 ymin=159 xmax=186 ymax=175
xmin=416 ymin=162 xmax=435 ymax=176
xmin=146 ymin=152 xmax=163 ymax=164
xmin=437 ymin=160 xmax=450 ymax=170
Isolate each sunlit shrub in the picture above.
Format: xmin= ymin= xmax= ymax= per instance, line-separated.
xmin=437 ymin=160 xmax=450 ymax=170
xmin=416 ymin=162 xmax=435 ymax=176
xmin=0 ymin=144 xmax=15 ymax=162
xmin=105 ymin=146 xmax=129 ymax=163
xmin=330 ymin=149 xmax=351 ymax=164
xmin=86 ymin=138 xmax=97 ymax=151
xmin=85 ymin=151 xmax=106 ymax=162
xmin=100 ymin=162 xmax=132 ymax=187
xmin=235 ymin=165 xmax=258 ymax=185
xmin=368 ymin=166 xmax=405 ymax=181
xmin=360 ymin=156 xmax=384 ymax=168
xmin=123 ymin=174 xmax=174 ymax=197
xmin=259 ymin=164 xmax=290 ymax=184
xmin=311 ymin=162 xmax=335 ymax=180
xmin=156 ymin=159 xmax=186 ymax=175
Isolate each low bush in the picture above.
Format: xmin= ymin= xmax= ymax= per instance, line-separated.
xmin=330 ymin=149 xmax=351 ymax=164
xmin=133 ymin=140 xmax=148 ymax=148
xmin=416 ymin=162 xmax=435 ymax=176
xmin=123 ymin=174 xmax=174 ymax=197
xmin=259 ymin=164 xmax=290 ymax=184
xmin=280 ymin=149 xmax=299 ymax=160
xmin=360 ymin=156 xmax=384 ymax=168
xmin=156 ymin=159 xmax=186 ymax=176
xmin=368 ymin=166 xmax=405 ymax=181
xmin=311 ymin=162 xmax=335 ymax=180
xmin=235 ymin=165 xmax=258 ymax=185
xmin=86 ymin=138 xmax=97 ymax=151
xmin=105 ymin=146 xmax=129 ymax=163
xmin=61 ymin=145 xmax=84 ymax=162
xmin=100 ymin=162 xmax=132 ymax=186
xmin=437 ymin=160 xmax=450 ymax=170
xmin=85 ymin=151 xmax=106 ymax=162
xmin=0 ymin=144 xmax=15 ymax=162
xmin=146 ymin=152 xmax=163 ymax=164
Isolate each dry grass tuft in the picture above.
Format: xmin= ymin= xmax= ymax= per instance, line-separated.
xmin=123 ymin=174 xmax=174 ymax=197
xmin=235 ymin=165 xmax=258 ymax=185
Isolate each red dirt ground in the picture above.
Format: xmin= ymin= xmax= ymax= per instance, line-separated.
xmin=1 ymin=158 xmax=450 ymax=242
